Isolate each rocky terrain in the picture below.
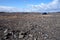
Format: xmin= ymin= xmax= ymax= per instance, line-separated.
xmin=0 ymin=13 xmax=60 ymax=40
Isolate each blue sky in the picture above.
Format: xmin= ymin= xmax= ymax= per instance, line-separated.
xmin=0 ymin=0 xmax=60 ymax=12
xmin=0 ymin=0 xmax=52 ymax=8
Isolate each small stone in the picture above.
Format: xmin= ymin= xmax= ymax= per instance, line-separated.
xmin=44 ymin=36 xmax=47 ymax=39
xmin=39 ymin=32 xmax=41 ymax=34
xmin=4 ymin=36 xmax=7 ymax=39
xmin=29 ymin=34 xmax=33 ymax=37
xmin=43 ymin=34 xmax=48 ymax=39
xmin=4 ymin=29 xmax=8 ymax=33
xmin=34 ymin=38 xmax=37 ymax=40
xmin=14 ymin=35 xmax=17 ymax=38
xmin=19 ymin=35 xmax=24 ymax=38
xmin=19 ymin=32 xmax=24 ymax=38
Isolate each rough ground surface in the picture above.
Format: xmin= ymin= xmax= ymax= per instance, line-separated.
xmin=0 ymin=13 xmax=60 ymax=40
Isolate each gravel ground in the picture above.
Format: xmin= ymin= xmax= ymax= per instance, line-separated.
xmin=0 ymin=13 xmax=60 ymax=40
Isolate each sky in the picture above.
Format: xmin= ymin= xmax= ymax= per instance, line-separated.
xmin=0 ymin=0 xmax=60 ymax=12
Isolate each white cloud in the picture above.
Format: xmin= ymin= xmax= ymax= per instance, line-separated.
xmin=0 ymin=6 xmax=21 ymax=12
xmin=28 ymin=0 xmax=60 ymax=12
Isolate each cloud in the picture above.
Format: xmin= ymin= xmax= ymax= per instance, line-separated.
xmin=0 ymin=6 xmax=21 ymax=12
xmin=28 ymin=0 xmax=60 ymax=12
